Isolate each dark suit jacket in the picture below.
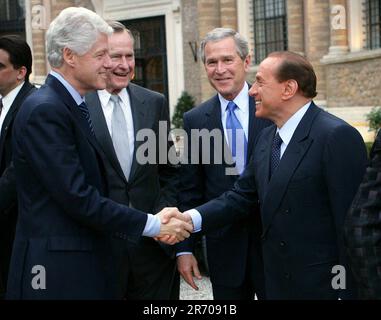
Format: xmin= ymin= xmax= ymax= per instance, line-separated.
xmin=85 ymin=84 xmax=179 ymax=298
xmin=344 ymin=129 xmax=381 ymax=299
xmin=196 ymin=102 xmax=367 ymax=299
xmin=0 ymin=81 xmax=36 ymax=297
xmin=7 ymin=75 xmax=148 ymax=299
xmin=178 ymin=92 xmax=271 ymax=292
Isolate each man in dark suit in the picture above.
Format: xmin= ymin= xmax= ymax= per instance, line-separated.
xmin=177 ymin=28 xmax=269 ymax=300
xmin=85 ymin=21 xmax=179 ymax=300
xmin=7 ymin=7 xmax=191 ymax=300
xmin=180 ymin=51 xmax=367 ymax=299
xmin=344 ymin=129 xmax=381 ymax=299
xmin=0 ymin=35 xmax=36 ymax=299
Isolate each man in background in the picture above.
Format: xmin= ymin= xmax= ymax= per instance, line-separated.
xmin=0 ymin=35 xmax=36 ymax=298
xmin=177 ymin=28 xmax=270 ymax=299
xmin=86 ymin=21 xmax=179 ymax=299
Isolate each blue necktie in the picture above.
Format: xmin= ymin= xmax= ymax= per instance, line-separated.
xmin=226 ymin=101 xmax=247 ymax=175
xmin=78 ymin=101 xmax=94 ymax=135
xmin=270 ymin=132 xmax=282 ymax=177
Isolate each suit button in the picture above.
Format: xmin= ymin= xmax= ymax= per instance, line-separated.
xmin=261 ymin=235 xmax=266 ymax=242
xmin=280 ymin=241 xmax=286 ymax=247
xmin=284 ymin=209 xmax=290 ymax=214
xmin=285 ymin=273 xmax=291 ymax=279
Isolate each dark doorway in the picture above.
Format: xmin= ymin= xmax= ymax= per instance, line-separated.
xmin=121 ymin=16 xmax=168 ymax=101
xmin=0 ymin=0 xmax=26 ymax=38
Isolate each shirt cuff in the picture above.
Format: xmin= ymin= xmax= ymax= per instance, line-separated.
xmin=176 ymin=252 xmax=193 ymax=257
xmin=185 ymin=209 xmax=202 ymax=232
xmin=142 ymin=214 xmax=160 ymax=237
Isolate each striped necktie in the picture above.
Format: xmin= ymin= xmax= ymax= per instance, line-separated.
xmin=270 ymin=132 xmax=283 ymax=177
xmin=78 ymin=101 xmax=94 ymax=135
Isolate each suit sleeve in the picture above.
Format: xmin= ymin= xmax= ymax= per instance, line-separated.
xmin=176 ymin=113 xmax=204 ymax=253
xmin=197 ymin=155 xmax=259 ymax=233
xmin=323 ymin=124 xmax=367 ymax=298
xmin=344 ymin=131 xmax=381 ymax=298
xmin=16 ymin=102 xmax=148 ymax=238
xmin=156 ymin=95 xmax=179 ymax=210
xmin=0 ymin=162 xmax=17 ymax=213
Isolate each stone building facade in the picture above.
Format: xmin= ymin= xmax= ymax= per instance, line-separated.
xmin=1 ymin=0 xmax=380 ymax=141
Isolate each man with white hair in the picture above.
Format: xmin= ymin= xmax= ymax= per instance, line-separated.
xmin=6 ymin=7 xmax=191 ymax=300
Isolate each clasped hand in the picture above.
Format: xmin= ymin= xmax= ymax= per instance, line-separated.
xmin=154 ymin=207 xmax=193 ymax=245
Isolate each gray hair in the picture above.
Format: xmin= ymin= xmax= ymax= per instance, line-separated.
xmin=46 ymin=7 xmax=113 ymax=68
xmin=200 ymin=28 xmax=249 ymax=64
xmin=107 ymin=20 xmax=135 ymax=46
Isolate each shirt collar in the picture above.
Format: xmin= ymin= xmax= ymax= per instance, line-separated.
xmin=1 ymin=81 xmax=25 ymax=110
xmin=50 ymin=70 xmax=84 ymax=105
xmin=277 ymin=101 xmax=312 ymax=146
xmin=97 ymin=88 xmax=129 ymax=108
xmin=218 ymin=82 xmax=249 ymax=115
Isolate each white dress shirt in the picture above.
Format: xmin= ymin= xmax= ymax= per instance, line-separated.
xmin=277 ymin=101 xmax=311 ymax=158
xmin=0 ymin=82 xmax=24 ymax=132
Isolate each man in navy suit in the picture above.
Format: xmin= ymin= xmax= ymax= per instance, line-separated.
xmin=177 ymin=28 xmax=270 ymax=300
xmin=7 ymin=7 xmax=191 ymax=299
xmin=86 ymin=21 xmax=179 ymax=300
xmin=180 ymin=51 xmax=367 ymax=299
xmin=0 ymin=35 xmax=36 ymax=298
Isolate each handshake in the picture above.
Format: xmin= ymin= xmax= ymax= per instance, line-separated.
xmin=154 ymin=208 xmax=194 ymax=245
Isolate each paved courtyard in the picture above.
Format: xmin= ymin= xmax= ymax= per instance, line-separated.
xmin=180 ymin=276 xmax=213 ymax=300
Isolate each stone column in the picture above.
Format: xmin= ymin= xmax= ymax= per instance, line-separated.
xmin=287 ymin=0 xmax=305 ymax=55
xmin=220 ymin=0 xmax=237 ymax=30
xmin=198 ymin=0 xmax=221 ymax=101
xmin=303 ymin=0 xmax=331 ymax=104
xmin=28 ymin=0 xmax=49 ymax=83
xmin=326 ymin=0 xmax=349 ymax=56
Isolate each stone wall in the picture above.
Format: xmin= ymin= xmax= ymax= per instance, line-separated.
xmin=182 ymin=0 xmax=202 ymax=105
xmin=325 ymin=56 xmax=381 ymax=108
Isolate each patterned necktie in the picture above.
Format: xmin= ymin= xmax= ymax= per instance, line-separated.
xmin=78 ymin=101 xmax=94 ymax=135
xmin=270 ymin=132 xmax=283 ymax=177
xmin=226 ymin=101 xmax=247 ymax=175
xmin=110 ymin=94 xmax=132 ymax=180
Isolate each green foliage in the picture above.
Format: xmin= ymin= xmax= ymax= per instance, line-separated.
xmin=172 ymin=91 xmax=196 ymax=129
xmin=366 ymin=106 xmax=381 ymax=137
xmin=365 ymin=142 xmax=373 ymax=156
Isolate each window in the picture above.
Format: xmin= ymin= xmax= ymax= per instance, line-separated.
xmin=252 ymin=0 xmax=288 ymax=64
xmin=122 ymin=16 xmax=169 ymax=102
xmin=365 ymin=0 xmax=381 ymax=49
xmin=0 ymin=0 xmax=25 ymax=37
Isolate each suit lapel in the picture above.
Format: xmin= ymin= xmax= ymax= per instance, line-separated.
xmin=255 ymin=125 xmax=276 ymax=201
xmin=86 ymin=91 xmax=128 ymax=184
xmin=261 ymin=103 xmax=321 ymax=235
xmin=127 ymin=84 xmax=148 ymax=183
xmin=247 ymin=95 xmax=257 ymax=161
xmin=0 ymin=82 xmax=36 ymax=153
xmin=45 ymin=75 xmax=105 ymax=158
